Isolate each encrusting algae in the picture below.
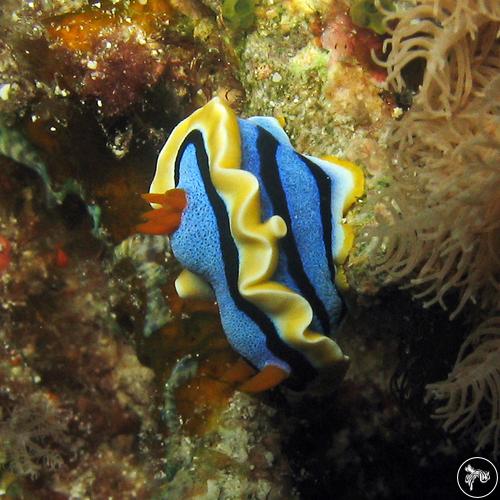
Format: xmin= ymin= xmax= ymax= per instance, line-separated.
xmin=0 ymin=0 xmax=242 ymax=158
xmin=0 ymin=157 xmax=162 ymax=497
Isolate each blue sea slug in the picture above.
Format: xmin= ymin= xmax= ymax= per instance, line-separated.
xmin=138 ymin=98 xmax=364 ymax=391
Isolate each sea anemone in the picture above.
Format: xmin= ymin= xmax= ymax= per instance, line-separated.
xmin=365 ymin=0 xmax=500 ymax=318
xmin=369 ymin=74 xmax=500 ymax=318
xmin=361 ymin=0 xmax=500 ymax=453
xmin=376 ymin=0 xmax=500 ymax=117
xmin=427 ymin=317 xmax=500 ymax=457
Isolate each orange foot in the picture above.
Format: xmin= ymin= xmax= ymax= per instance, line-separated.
xmin=221 ymin=358 xmax=257 ymax=384
xmin=221 ymin=358 xmax=289 ymax=393
xmin=238 ymin=364 xmax=289 ymax=393
xmin=136 ymin=188 xmax=187 ymax=235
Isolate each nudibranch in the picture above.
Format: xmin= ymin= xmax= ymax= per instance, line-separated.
xmin=139 ymin=97 xmax=364 ymax=391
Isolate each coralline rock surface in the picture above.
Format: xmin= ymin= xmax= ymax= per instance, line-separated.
xmin=0 ymin=0 xmax=242 ymax=159
xmin=0 ymin=157 xmax=163 ymax=497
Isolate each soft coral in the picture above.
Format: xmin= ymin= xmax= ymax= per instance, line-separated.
xmin=0 ymin=394 xmax=68 ymax=478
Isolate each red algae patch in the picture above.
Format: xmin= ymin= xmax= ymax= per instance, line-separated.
xmin=320 ymin=2 xmax=386 ymax=78
xmin=0 ymin=235 xmax=12 ymax=272
xmin=45 ymin=3 xmax=171 ymax=117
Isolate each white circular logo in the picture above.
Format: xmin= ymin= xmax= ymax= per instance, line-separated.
xmin=457 ymin=457 xmax=498 ymax=498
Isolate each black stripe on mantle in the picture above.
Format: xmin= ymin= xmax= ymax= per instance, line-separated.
xmin=256 ymin=128 xmax=334 ymax=334
xmin=173 ymin=129 xmax=317 ymax=387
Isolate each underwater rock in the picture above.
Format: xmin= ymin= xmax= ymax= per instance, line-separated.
xmin=113 ymin=234 xmax=175 ymax=337
xmin=162 ymin=355 xmax=200 ymax=432
xmin=0 ymin=157 xmax=161 ymax=495
xmin=0 ymin=235 xmax=12 ymax=273
xmin=240 ymin=0 xmax=391 ymax=161
xmin=0 ymin=0 xmax=242 ymax=157
xmin=43 ymin=3 xmax=170 ymax=117
xmin=350 ymin=0 xmax=394 ymax=35
xmin=321 ymin=5 xmax=386 ymax=71
xmin=162 ymin=389 xmax=297 ymax=499
xmin=0 ymin=119 xmax=104 ymax=236
xmin=222 ymin=0 xmax=256 ymax=31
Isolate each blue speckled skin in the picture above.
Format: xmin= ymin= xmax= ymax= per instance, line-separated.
xmin=169 ymin=118 xmax=347 ymax=381
xmin=170 ymin=142 xmax=289 ymax=373
xmin=239 ymin=119 xmax=344 ymax=333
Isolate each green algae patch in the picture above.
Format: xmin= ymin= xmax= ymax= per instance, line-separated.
xmin=350 ymin=0 xmax=394 ymax=35
xmin=222 ymin=0 xmax=256 ymax=31
xmin=289 ymin=45 xmax=330 ymax=78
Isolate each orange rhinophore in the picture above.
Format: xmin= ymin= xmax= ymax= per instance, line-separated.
xmin=136 ymin=188 xmax=187 ymax=235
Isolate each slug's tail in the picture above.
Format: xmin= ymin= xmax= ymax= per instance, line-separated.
xmin=136 ymin=188 xmax=187 ymax=235
xmin=221 ymin=358 xmax=289 ymax=393
xmin=238 ymin=364 xmax=289 ymax=393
